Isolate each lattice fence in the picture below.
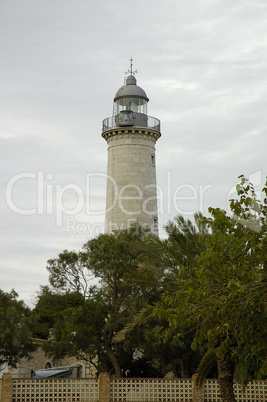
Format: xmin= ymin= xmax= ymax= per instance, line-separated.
xmin=110 ymin=378 xmax=193 ymax=401
xmin=204 ymin=379 xmax=220 ymax=401
xmin=12 ymin=378 xmax=98 ymax=402
xmin=10 ymin=376 xmax=267 ymax=402
xmin=204 ymin=379 xmax=267 ymax=401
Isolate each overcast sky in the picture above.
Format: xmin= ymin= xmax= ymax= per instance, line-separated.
xmin=1 ymin=0 xmax=266 ymax=306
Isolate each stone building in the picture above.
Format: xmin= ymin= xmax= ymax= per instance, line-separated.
xmin=0 ymin=339 xmax=96 ymax=379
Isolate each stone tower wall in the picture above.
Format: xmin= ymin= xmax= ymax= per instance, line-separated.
xmin=102 ymin=128 xmax=160 ymax=234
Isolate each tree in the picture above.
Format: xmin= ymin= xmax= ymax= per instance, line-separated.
xmin=0 ymin=289 xmax=36 ymax=369
xmin=36 ymin=224 xmax=162 ymax=377
xmin=164 ymin=212 xmax=208 ymax=269
xmin=115 ymin=212 xmax=210 ymax=378
xmin=153 ymin=176 xmax=267 ymax=402
xmin=34 ymin=286 xmax=106 ymax=373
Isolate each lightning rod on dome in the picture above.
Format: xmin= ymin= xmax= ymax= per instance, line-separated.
xmin=125 ymin=57 xmax=138 ymax=77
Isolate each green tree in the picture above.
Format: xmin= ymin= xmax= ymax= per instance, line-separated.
xmin=116 ymin=212 xmax=210 ymax=378
xmin=153 ymin=177 xmax=267 ymax=401
xmin=164 ymin=212 xmax=208 ymax=269
xmin=34 ymin=286 xmax=105 ymax=373
xmin=0 ymin=289 xmax=36 ymax=369
xmin=36 ymin=224 xmax=161 ymax=377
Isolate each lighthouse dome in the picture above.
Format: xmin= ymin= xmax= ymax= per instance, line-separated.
xmin=114 ymin=75 xmax=149 ymax=102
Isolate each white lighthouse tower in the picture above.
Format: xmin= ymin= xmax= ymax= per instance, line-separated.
xmin=102 ymin=61 xmax=161 ymax=234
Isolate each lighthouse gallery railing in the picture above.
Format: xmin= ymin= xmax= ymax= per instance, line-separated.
xmin=102 ymin=115 xmax=160 ymax=133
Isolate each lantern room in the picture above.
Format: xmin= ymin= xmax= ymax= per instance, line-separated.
xmin=113 ymin=74 xmax=149 ymax=127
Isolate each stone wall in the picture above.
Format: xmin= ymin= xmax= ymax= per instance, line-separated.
xmin=103 ymin=128 xmax=161 ymax=234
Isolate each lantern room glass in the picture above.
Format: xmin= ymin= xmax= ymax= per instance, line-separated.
xmin=114 ymin=97 xmax=148 ymax=115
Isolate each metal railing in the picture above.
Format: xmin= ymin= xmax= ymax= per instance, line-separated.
xmin=102 ymin=115 xmax=160 ymax=133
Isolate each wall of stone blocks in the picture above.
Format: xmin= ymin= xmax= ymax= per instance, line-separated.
xmin=103 ymin=128 xmax=161 ymax=234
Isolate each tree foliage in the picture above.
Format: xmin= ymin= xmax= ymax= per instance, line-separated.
xmin=0 ymin=289 xmax=36 ymax=369
xmin=33 ymin=176 xmax=266 ymax=392
xmin=34 ymin=286 xmax=105 ymax=371
xmin=35 ymin=225 xmax=164 ymax=377
xmin=153 ymin=176 xmax=267 ymax=401
xmin=115 ymin=212 xmax=210 ymax=377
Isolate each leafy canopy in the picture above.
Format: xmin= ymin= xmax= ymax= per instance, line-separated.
xmin=154 ymin=176 xmax=267 ymax=385
xmin=35 ymin=224 xmax=163 ymax=377
xmin=0 ymin=289 xmax=36 ymax=369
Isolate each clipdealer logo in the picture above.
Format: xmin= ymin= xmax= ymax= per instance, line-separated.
xmin=5 ymin=170 xmax=214 ymax=229
xmin=5 ymin=171 xmax=107 ymax=226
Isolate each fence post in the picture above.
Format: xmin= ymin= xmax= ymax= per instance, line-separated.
xmin=0 ymin=372 xmax=13 ymax=402
xmin=192 ymin=373 xmax=204 ymax=402
xmin=98 ymin=372 xmax=110 ymax=402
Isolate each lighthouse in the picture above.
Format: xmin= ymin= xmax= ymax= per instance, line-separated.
xmin=102 ymin=61 xmax=161 ymax=234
